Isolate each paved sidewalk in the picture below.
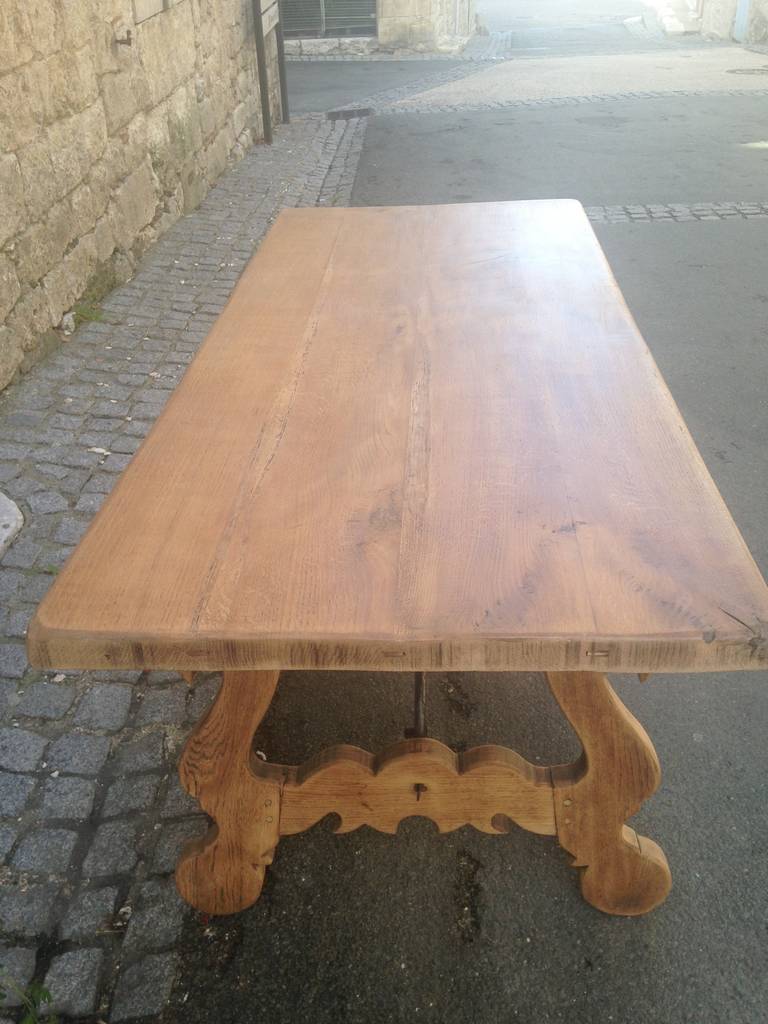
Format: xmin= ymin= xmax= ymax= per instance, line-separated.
xmin=0 ymin=112 xmax=363 ymax=1022
xmin=391 ymin=45 xmax=768 ymax=107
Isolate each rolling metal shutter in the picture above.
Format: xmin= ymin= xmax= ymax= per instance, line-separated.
xmin=282 ymin=0 xmax=376 ymax=36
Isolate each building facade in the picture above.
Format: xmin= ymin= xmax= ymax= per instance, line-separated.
xmin=0 ymin=0 xmax=281 ymax=391
xmin=282 ymin=0 xmax=475 ymax=54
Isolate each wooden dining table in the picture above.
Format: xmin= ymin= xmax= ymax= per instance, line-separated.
xmin=28 ymin=200 xmax=768 ymax=918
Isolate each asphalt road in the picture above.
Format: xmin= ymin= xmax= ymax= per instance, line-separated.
xmin=286 ymin=60 xmax=462 ymax=114
xmin=352 ymin=95 xmax=768 ymax=208
xmin=169 ymin=32 xmax=768 ymax=1024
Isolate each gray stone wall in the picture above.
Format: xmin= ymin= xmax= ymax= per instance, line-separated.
xmin=700 ymin=0 xmax=768 ymax=40
xmin=700 ymin=0 xmax=737 ymax=37
xmin=0 ymin=0 xmax=281 ymax=391
xmin=747 ymin=0 xmax=768 ymax=41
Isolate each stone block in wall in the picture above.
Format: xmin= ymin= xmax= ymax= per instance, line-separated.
xmin=101 ymin=120 xmax=150 ymax=195
xmin=137 ymin=2 xmax=197 ymax=107
xmin=0 ymin=66 xmax=45 ymax=151
xmin=203 ymin=125 xmax=234 ymax=185
xmin=42 ymin=233 xmax=98 ymax=327
xmin=34 ymin=47 xmax=101 ymax=125
xmin=15 ymin=217 xmax=66 ymax=290
xmin=92 ymin=217 xmax=117 ymax=264
xmin=69 ymin=182 xmax=105 ymax=239
xmin=133 ymin=0 xmax=166 ymax=23
xmin=148 ymin=183 xmax=184 ymax=238
xmin=197 ymin=97 xmax=217 ymax=143
xmin=748 ymin=0 xmax=768 ymax=42
xmin=0 ymin=256 xmax=22 ymax=323
xmin=5 ymin=284 xmax=53 ymax=356
xmin=101 ymin=68 xmax=152 ymax=135
xmin=180 ymin=156 xmax=209 ymax=213
xmin=0 ymin=327 xmax=23 ymax=392
xmin=0 ymin=155 xmax=26 ymax=249
xmin=338 ymin=37 xmax=378 ymax=54
xmin=16 ymin=136 xmax=58 ymax=223
xmin=166 ymin=83 xmax=205 ymax=163
xmin=13 ymin=190 xmax=107 ymax=299
xmin=0 ymin=0 xmax=60 ymax=74
xmin=59 ymin=0 xmax=97 ymax=50
xmin=108 ymin=158 xmax=160 ymax=252
xmin=144 ymin=85 xmax=204 ymax=195
xmin=18 ymin=104 xmax=108 ymax=222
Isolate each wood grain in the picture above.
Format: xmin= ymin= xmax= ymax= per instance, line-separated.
xmin=548 ymin=671 xmax=672 ymax=915
xmin=276 ymin=739 xmax=556 ymax=837
xmin=27 ymin=201 xmax=768 ymax=673
xmin=175 ymin=670 xmax=281 ymax=915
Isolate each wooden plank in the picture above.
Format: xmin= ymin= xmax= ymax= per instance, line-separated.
xmin=27 ymin=201 xmax=768 ymax=673
xmin=548 ymin=671 xmax=671 ymax=915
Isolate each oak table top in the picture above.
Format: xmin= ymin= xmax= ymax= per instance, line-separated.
xmin=28 ymin=200 xmax=768 ymax=675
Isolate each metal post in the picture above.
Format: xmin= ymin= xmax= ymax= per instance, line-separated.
xmin=252 ymin=0 xmax=273 ymax=145
xmin=275 ymin=9 xmax=290 ymax=125
xmin=405 ymin=672 xmax=427 ymax=740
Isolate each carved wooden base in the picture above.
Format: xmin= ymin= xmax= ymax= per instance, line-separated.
xmin=175 ymin=670 xmax=671 ymax=918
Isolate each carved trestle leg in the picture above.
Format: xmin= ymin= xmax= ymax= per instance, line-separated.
xmin=175 ymin=670 xmax=282 ymax=915
xmin=547 ymin=671 xmax=672 ymax=916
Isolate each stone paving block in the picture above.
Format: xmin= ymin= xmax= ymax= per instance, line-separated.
xmin=44 ymin=948 xmax=103 ymax=1017
xmin=136 ymin=686 xmax=187 ymax=726
xmin=74 ymin=492 xmax=106 ymax=513
xmin=20 ymin=574 xmax=51 ymax=603
xmin=152 ymin=818 xmax=207 ymax=874
xmin=0 ymin=538 xmax=41 ymax=569
xmin=0 ymin=772 xmax=35 ymax=816
xmin=102 ymin=454 xmax=132 ymax=473
xmin=103 ymin=774 xmax=160 ymax=817
xmin=46 ymin=733 xmax=110 ymax=775
xmin=16 ymin=681 xmax=75 ymax=720
xmin=0 ymin=682 xmax=17 ymax=716
xmin=0 ymin=883 xmax=60 ymax=937
xmin=186 ymin=676 xmax=220 ymax=722
xmin=25 ymin=491 xmax=69 ymax=515
xmin=113 ymin=732 xmax=165 ymax=774
xmin=111 ymin=952 xmax=177 ymax=1022
xmin=0 ymin=945 xmax=36 ymax=1008
xmin=59 ymin=885 xmax=118 ymax=940
xmin=0 ymin=646 xmax=27 ymax=679
xmin=74 ymin=684 xmax=132 ymax=731
xmin=0 ymin=570 xmax=24 ymax=601
xmin=53 ymin=516 xmax=89 ymax=545
xmin=0 ymin=727 xmax=47 ymax=771
xmin=83 ymin=821 xmax=137 ymax=876
xmin=161 ymin=775 xmax=200 ymax=819
xmin=123 ymin=878 xmax=187 ymax=955
xmin=0 ymin=825 xmax=17 ymax=859
xmin=41 ymin=775 xmax=96 ymax=819
xmin=12 ymin=828 xmax=78 ymax=873
xmin=82 ymin=472 xmax=115 ymax=493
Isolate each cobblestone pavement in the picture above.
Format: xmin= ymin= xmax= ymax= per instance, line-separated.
xmin=0 ymin=111 xmax=363 ymax=1023
xmin=585 ymin=201 xmax=768 ymax=223
xmin=383 ymin=85 xmax=768 ymax=114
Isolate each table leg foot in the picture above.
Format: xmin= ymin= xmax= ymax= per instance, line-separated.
xmin=175 ymin=670 xmax=282 ymax=915
xmin=547 ymin=671 xmax=672 ymax=916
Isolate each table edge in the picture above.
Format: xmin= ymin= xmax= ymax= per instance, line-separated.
xmin=26 ymin=618 xmax=768 ymax=674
